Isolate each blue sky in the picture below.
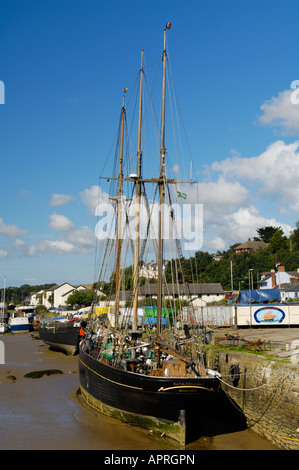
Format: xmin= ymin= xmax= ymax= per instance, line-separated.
xmin=2 ymin=0 xmax=299 ymax=287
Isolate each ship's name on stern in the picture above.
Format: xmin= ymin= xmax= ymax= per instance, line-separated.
xmin=173 ymin=382 xmax=195 ymax=386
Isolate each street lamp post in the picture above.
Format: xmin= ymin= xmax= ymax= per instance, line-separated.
xmin=249 ymin=268 xmax=253 ymax=326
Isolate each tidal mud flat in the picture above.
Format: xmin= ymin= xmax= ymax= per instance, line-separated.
xmin=0 ymin=333 xmax=278 ymax=450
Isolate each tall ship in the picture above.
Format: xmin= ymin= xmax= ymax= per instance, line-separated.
xmin=39 ymin=317 xmax=84 ymax=355
xmin=79 ymin=25 xmax=222 ymax=446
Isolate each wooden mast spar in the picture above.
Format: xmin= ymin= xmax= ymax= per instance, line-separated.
xmin=114 ymin=93 xmax=126 ymax=331
xmin=156 ymin=28 xmax=167 ymax=338
xmin=156 ymin=24 xmax=195 ymax=337
xmin=132 ymin=50 xmax=144 ymax=333
xmin=100 ymin=25 xmax=195 ymax=336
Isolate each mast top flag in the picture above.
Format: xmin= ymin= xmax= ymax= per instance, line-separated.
xmin=166 ymin=22 xmax=172 ymax=30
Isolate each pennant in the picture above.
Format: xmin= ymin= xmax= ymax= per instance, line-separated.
xmin=166 ymin=23 xmax=172 ymax=30
xmin=177 ymin=191 xmax=187 ymax=199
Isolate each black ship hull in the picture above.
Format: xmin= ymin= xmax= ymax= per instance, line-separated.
xmin=79 ymin=345 xmax=222 ymax=445
xmin=39 ymin=321 xmax=82 ymax=355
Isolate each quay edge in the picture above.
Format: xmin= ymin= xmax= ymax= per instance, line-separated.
xmin=206 ymin=348 xmax=299 ymax=450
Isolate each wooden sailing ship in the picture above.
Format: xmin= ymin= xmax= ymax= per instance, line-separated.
xmin=39 ymin=317 xmax=84 ymax=355
xmin=79 ymin=25 xmax=222 ymax=446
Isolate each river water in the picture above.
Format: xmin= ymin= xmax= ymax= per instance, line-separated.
xmin=0 ymin=333 xmax=278 ymax=451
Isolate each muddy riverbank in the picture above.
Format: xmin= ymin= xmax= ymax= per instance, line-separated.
xmin=0 ymin=332 xmax=279 ymax=450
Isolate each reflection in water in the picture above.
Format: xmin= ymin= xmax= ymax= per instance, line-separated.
xmin=0 ymin=334 xmax=278 ymax=450
xmin=185 ymin=389 xmax=247 ymax=445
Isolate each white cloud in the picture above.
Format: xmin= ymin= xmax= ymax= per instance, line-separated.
xmin=39 ymin=226 xmax=95 ymax=255
xmin=259 ymin=88 xmax=299 ymax=134
xmin=80 ymin=185 xmax=110 ymax=214
xmin=0 ymin=218 xmax=27 ymax=238
xmin=198 ymin=205 xmax=293 ymax=253
xmin=19 ymin=189 xmax=30 ymax=197
xmin=211 ymin=140 xmax=299 ymax=212
xmin=225 ymin=206 xmax=292 ymax=241
xmin=0 ymin=249 xmax=8 ymax=258
xmin=174 ymin=176 xmax=249 ymax=214
xmin=0 ymin=237 xmax=37 ymax=258
xmin=203 ymin=237 xmax=227 ymax=252
xmin=172 ymin=164 xmax=180 ymax=175
xmin=49 ymin=213 xmax=74 ymax=231
xmin=199 ymin=177 xmax=249 ymax=213
xmin=180 ymin=139 xmax=299 ymax=251
xmin=39 ymin=239 xmax=75 ymax=254
xmin=49 ymin=194 xmax=74 ymax=206
xmin=64 ymin=226 xmax=96 ymax=253
xmin=27 ymin=244 xmax=36 ymax=256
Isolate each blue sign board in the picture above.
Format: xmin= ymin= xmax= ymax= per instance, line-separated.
xmin=254 ymin=306 xmax=285 ymax=324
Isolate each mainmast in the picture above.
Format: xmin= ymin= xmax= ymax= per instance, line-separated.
xmin=114 ymin=93 xmax=126 ymax=330
xmin=132 ymin=50 xmax=144 ymax=332
xmin=157 ymin=27 xmax=169 ymax=337
xmin=99 ymin=24 xmax=195 ymax=338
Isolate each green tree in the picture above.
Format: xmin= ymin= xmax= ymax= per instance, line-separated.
xmin=48 ymin=292 xmax=54 ymax=306
xmin=290 ymin=221 xmax=299 ymax=251
xmin=66 ymin=290 xmax=94 ymax=307
xmin=269 ymin=230 xmax=288 ymax=254
xmin=254 ymin=226 xmax=283 ymax=243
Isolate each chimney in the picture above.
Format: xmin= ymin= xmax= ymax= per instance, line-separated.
xmin=277 ymin=265 xmax=285 ymax=272
xmin=271 ymin=269 xmax=276 ymax=287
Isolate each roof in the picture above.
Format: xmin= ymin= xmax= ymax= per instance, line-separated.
xmin=280 ymin=282 xmax=299 ymax=292
xmin=46 ymin=284 xmax=59 ymax=291
xmin=61 ymin=286 xmax=94 ymax=297
xmin=259 ymin=271 xmax=299 ymax=283
xmin=139 ymin=283 xmax=224 ymax=296
xmin=234 ymin=240 xmax=268 ymax=250
xmin=73 ymin=284 xmax=94 ymax=289
xmin=106 ymin=291 xmax=135 ymax=302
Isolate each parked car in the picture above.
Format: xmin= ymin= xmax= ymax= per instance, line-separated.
xmin=48 ymin=307 xmax=64 ymax=314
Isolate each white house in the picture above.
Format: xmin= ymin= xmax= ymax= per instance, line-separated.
xmin=30 ymin=285 xmax=58 ymax=309
xmin=139 ymin=283 xmax=225 ymax=307
xmin=30 ymin=283 xmax=98 ymax=308
xmin=54 ymin=283 xmax=89 ymax=307
xmin=259 ymin=266 xmax=299 ymax=289
xmin=280 ymin=283 xmax=299 ymax=302
xmin=139 ymin=260 xmax=169 ymax=280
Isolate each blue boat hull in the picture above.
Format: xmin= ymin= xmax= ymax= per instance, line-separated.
xmin=10 ymin=324 xmax=30 ymax=332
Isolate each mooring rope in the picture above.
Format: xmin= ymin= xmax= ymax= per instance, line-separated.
xmin=218 ymin=376 xmax=266 ymax=391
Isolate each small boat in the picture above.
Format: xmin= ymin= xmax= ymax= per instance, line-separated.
xmin=39 ymin=318 xmax=85 ymax=355
xmin=8 ymin=311 xmax=30 ymax=333
xmin=79 ymin=25 xmax=223 ymax=446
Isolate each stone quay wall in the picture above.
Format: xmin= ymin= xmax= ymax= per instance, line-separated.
xmin=206 ymin=350 xmax=299 ymax=450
